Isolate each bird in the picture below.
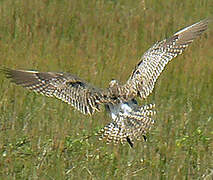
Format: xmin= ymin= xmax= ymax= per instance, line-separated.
xmin=3 ymin=19 xmax=208 ymax=147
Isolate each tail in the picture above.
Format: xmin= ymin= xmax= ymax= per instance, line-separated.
xmin=98 ymin=104 xmax=156 ymax=147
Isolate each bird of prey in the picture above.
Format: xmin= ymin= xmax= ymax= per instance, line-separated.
xmin=3 ymin=19 xmax=208 ymax=147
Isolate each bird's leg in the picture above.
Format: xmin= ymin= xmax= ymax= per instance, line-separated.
xmin=126 ymin=137 xmax=133 ymax=148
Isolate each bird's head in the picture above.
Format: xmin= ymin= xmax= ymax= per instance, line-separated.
xmin=108 ymin=79 xmax=121 ymax=99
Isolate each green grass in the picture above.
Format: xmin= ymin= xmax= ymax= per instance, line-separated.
xmin=0 ymin=0 xmax=213 ymax=179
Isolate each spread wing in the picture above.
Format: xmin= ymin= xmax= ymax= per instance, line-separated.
xmin=3 ymin=69 xmax=110 ymax=115
xmin=125 ymin=19 xmax=208 ymax=99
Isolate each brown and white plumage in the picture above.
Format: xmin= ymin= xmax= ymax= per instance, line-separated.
xmin=123 ymin=19 xmax=209 ymax=100
xmin=3 ymin=19 xmax=208 ymax=147
xmin=99 ymin=103 xmax=156 ymax=147
xmin=4 ymin=69 xmax=110 ymax=115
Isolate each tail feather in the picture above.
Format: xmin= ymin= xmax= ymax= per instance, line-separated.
xmin=98 ymin=104 xmax=156 ymax=147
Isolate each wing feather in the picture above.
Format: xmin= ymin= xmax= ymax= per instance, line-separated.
xmin=3 ymin=68 xmax=109 ymax=115
xmin=126 ymin=19 xmax=208 ymax=99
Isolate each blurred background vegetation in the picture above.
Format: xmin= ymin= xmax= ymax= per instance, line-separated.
xmin=0 ymin=0 xmax=212 ymax=179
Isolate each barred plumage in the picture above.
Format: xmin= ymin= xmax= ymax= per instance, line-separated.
xmin=99 ymin=103 xmax=156 ymax=147
xmin=4 ymin=69 xmax=109 ymax=115
xmin=125 ymin=19 xmax=209 ymax=99
xmin=2 ymin=19 xmax=208 ymax=147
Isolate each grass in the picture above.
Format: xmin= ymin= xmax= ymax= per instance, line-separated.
xmin=0 ymin=0 xmax=213 ymax=179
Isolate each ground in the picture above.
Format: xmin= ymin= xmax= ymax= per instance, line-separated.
xmin=0 ymin=0 xmax=212 ymax=179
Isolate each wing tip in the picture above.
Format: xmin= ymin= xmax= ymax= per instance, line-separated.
xmin=1 ymin=67 xmax=15 ymax=79
xmin=174 ymin=18 xmax=209 ymax=36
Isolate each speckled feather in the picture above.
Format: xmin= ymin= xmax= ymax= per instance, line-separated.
xmin=3 ymin=19 xmax=208 ymax=147
xmin=125 ymin=19 xmax=208 ymax=99
xmin=3 ymin=69 xmax=111 ymax=115
xmin=99 ymin=104 xmax=156 ymax=147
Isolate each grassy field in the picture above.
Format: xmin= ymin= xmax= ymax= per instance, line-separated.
xmin=0 ymin=0 xmax=213 ymax=179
